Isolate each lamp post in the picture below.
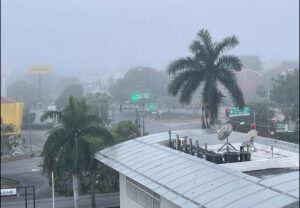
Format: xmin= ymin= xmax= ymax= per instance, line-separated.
xmin=27 ymin=95 xmax=32 ymax=153
xmin=52 ymin=171 xmax=55 ymax=208
xmin=137 ymin=86 xmax=145 ymax=136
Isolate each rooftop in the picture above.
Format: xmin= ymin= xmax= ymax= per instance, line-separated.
xmin=95 ymin=129 xmax=299 ymax=208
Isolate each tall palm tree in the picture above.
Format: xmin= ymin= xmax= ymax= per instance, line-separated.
xmin=167 ymin=29 xmax=245 ymax=128
xmin=41 ymin=96 xmax=113 ymax=208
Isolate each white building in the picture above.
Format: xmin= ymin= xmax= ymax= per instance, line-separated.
xmin=95 ymin=129 xmax=299 ymax=208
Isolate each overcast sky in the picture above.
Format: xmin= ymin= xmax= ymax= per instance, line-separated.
xmin=2 ymin=0 xmax=299 ymax=74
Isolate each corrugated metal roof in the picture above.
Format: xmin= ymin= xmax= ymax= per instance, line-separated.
xmin=95 ymin=129 xmax=299 ymax=208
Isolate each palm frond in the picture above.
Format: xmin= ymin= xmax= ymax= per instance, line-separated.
xmin=197 ymin=29 xmax=213 ymax=49
xmin=42 ymin=128 xmax=71 ymax=172
xmin=189 ymin=40 xmax=207 ymax=57
xmin=79 ymin=115 xmax=104 ymax=129
xmin=214 ymin=35 xmax=239 ymax=58
xmin=216 ymin=55 xmax=242 ymax=71
xmin=167 ymin=57 xmax=197 ymax=75
xmin=79 ymin=126 xmax=114 ymax=146
xmin=179 ymin=74 xmax=205 ymax=104
xmin=217 ymin=69 xmax=245 ymax=109
xmin=57 ymin=138 xmax=76 ymax=173
xmin=168 ymin=70 xmax=201 ymax=96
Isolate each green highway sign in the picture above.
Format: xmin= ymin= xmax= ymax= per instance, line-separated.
xmin=130 ymin=92 xmax=150 ymax=102
xmin=229 ymin=107 xmax=250 ymax=117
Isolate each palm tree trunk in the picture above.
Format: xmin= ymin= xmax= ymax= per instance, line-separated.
xmin=201 ymin=114 xmax=207 ymax=128
xmin=90 ymin=161 xmax=97 ymax=208
xmin=201 ymin=105 xmax=209 ymax=129
xmin=72 ymin=174 xmax=80 ymax=208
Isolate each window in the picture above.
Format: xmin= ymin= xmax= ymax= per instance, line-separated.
xmin=126 ymin=177 xmax=160 ymax=208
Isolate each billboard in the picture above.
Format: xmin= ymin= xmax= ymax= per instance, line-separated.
xmin=27 ymin=65 xmax=52 ymax=74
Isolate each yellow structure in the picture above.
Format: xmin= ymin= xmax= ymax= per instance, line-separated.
xmin=1 ymin=97 xmax=24 ymax=135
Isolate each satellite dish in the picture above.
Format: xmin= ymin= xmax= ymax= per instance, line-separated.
xmin=245 ymin=129 xmax=257 ymax=142
xmin=217 ymin=124 xmax=236 ymax=151
xmin=244 ymin=129 xmax=257 ymax=151
xmin=218 ymin=124 xmax=233 ymax=141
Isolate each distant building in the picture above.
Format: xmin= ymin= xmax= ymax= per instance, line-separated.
xmin=236 ymin=68 xmax=263 ymax=101
xmin=1 ymin=96 xmax=24 ymax=135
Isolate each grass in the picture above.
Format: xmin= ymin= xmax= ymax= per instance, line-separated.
xmin=1 ymin=177 xmax=20 ymax=188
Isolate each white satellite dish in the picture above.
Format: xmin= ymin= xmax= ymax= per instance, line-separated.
xmin=245 ymin=129 xmax=257 ymax=142
xmin=244 ymin=129 xmax=257 ymax=151
xmin=217 ymin=124 xmax=233 ymax=141
xmin=217 ymin=124 xmax=236 ymax=151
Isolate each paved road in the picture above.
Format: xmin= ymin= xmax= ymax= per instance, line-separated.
xmin=1 ymin=192 xmax=119 ymax=208
xmin=20 ymin=130 xmax=48 ymax=153
xmin=145 ymin=118 xmax=201 ymax=134
xmin=1 ymin=157 xmax=51 ymax=199
xmin=1 ymin=112 xmax=201 ymax=206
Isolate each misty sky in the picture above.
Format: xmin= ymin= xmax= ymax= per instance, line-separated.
xmin=2 ymin=0 xmax=299 ymax=74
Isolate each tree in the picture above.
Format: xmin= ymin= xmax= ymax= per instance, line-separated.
xmin=7 ymin=80 xmax=38 ymax=109
xmin=280 ymin=60 xmax=299 ymax=69
xmin=271 ymin=69 xmax=299 ymax=122
xmin=110 ymin=66 xmax=169 ymax=103
xmin=85 ymin=93 xmax=112 ymax=126
xmin=167 ymin=29 xmax=245 ymax=128
xmin=55 ymin=84 xmax=84 ymax=110
xmin=239 ymin=55 xmax=263 ymax=71
xmin=256 ymin=85 xmax=267 ymax=100
xmin=41 ymin=96 xmax=113 ymax=208
xmin=111 ymin=120 xmax=140 ymax=143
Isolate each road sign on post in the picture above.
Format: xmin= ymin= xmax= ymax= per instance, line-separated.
xmin=229 ymin=107 xmax=250 ymax=117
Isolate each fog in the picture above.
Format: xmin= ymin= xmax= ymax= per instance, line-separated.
xmin=2 ymin=0 xmax=299 ymax=74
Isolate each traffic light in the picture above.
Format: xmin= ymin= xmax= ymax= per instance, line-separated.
xmin=130 ymin=92 xmax=140 ymax=102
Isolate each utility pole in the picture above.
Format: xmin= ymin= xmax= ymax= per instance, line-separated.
xmin=98 ymin=103 xmax=101 ymax=118
xmin=38 ymin=74 xmax=42 ymax=106
xmin=267 ymin=77 xmax=270 ymax=102
xmin=141 ymin=88 xmax=145 ymax=136
xmin=267 ymin=76 xmax=270 ymax=136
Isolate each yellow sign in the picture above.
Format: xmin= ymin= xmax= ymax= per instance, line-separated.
xmin=27 ymin=65 xmax=52 ymax=74
xmin=1 ymin=101 xmax=24 ymax=135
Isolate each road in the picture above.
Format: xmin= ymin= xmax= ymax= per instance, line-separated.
xmin=1 ymin=112 xmax=201 ymax=207
xmin=20 ymin=130 xmax=48 ymax=153
xmin=1 ymin=192 xmax=119 ymax=208
xmin=1 ymin=157 xmax=52 ymax=200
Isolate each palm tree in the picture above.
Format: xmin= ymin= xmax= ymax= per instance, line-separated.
xmin=41 ymin=96 xmax=113 ymax=208
xmin=167 ymin=29 xmax=245 ymax=128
